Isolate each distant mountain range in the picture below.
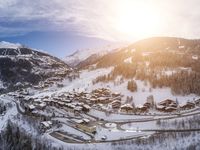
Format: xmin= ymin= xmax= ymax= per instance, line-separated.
xmin=67 ymin=37 xmax=200 ymax=69
xmin=64 ymin=43 xmax=127 ymax=67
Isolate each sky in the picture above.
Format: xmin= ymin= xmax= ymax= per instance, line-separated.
xmin=0 ymin=0 xmax=200 ymax=57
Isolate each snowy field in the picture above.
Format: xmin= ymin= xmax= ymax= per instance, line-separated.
xmin=95 ymin=125 xmax=153 ymax=141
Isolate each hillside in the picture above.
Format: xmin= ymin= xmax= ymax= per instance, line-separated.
xmin=0 ymin=41 xmax=71 ymax=93
xmin=76 ymin=37 xmax=200 ymax=96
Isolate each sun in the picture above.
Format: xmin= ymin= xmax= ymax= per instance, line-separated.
xmin=114 ymin=1 xmax=161 ymax=40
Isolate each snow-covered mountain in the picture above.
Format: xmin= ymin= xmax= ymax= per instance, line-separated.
xmin=64 ymin=43 xmax=127 ymax=67
xmin=75 ymin=37 xmax=200 ymax=69
xmin=0 ymin=41 xmax=71 ymax=92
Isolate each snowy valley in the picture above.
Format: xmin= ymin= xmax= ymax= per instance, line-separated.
xmin=1 ymin=37 xmax=200 ymax=150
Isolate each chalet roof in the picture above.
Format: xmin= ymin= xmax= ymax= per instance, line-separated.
xmin=28 ymin=104 xmax=35 ymax=109
xmin=156 ymin=105 xmax=165 ymax=109
xmin=41 ymin=121 xmax=52 ymax=127
xmin=83 ymin=118 xmax=90 ymax=123
xmin=43 ymin=99 xmax=51 ymax=102
xmin=137 ymin=104 xmax=148 ymax=109
xmin=62 ymin=99 xmax=71 ymax=103
xmin=121 ymin=104 xmax=133 ymax=109
xmin=83 ymin=104 xmax=91 ymax=109
xmin=58 ymin=102 xmax=64 ymax=105
xmin=111 ymin=100 xmax=121 ymax=104
xmin=71 ymin=119 xmax=84 ymax=124
xmin=39 ymin=102 xmax=46 ymax=107
xmin=34 ymin=99 xmax=42 ymax=102
xmin=158 ymin=99 xmax=176 ymax=105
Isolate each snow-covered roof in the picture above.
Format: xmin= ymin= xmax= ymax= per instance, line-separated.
xmin=39 ymin=102 xmax=46 ymax=107
xmin=192 ymin=55 xmax=198 ymax=60
xmin=111 ymin=100 xmax=121 ymax=104
xmin=28 ymin=104 xmax=35 ymax=109
xmin=121 ymin=104 xmax=133 ymax=109
xmin=83 ymin=104 xmax=91 ymax=109
xmin=156 ymin=105 xmax=165 ymax=109
xmin=41 ymin=121 xmax=52 ymax=127
xmin=83 ymin=118 xmax=90 ymax=123
xmin=71 ymin=119 xmax=84 ymax=124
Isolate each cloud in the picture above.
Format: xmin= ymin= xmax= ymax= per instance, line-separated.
xmin=0 ymin=0 xmax=200 ymax=41
xmin=0 ymin=0 xmax=121 ymax=40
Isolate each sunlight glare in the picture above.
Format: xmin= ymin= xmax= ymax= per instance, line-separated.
xmin=115 ymin=1 xmax=161 ymax=40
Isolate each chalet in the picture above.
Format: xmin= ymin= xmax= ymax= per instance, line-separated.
xmin=82 ymin=104 xmax=91 ymax=112
xmin=53 ymin=97 xmax=62 ymax=101
xmin=192 ymin=55 xmax=198 ymax=60
xmin=143 ymin=102 xmax=151 ymax=109
xmin=57 ymin=101 xmax=65 ymax=107
xmin=62 ymin=99 xmax=72 ymax=103
xmin=92 ymin=88 xmax=111 ymax=96
xmin=158 ymin=99 xmax=176 ymax=107
xmin=34 ymin=99 xmax=42 ymax=104
xmin=180 ymin=102 xmax=195 ymax=110
xmin=43 ymin=99 xmax=51 ymax=105
xmin=136 ymin=105 xmax=148 ymax=113
xmin=24 ymin=104 xmax=35 ymax=112
xmin=112 ymin=92 xmax=121 ymax=97
xmin=111 ymin=100 xmax=121 ymax=109
xmin=40 ymin=121 xmax=53 ymax=131
xmin=74 ymin=106 xmax=83 ymax=113
xmin=112 ymin=96 xmax=122 ymax=101
xmin=24 ymin=97 xmax=34 ymax=102
xmin=36 ymin=102 xmax=47 ymax=110
xmin=98 ymin=97 xmax=111 ymax=104
xmin=66 ymin=103 xmax=75 ymax=109
xmin=120 ymin=104 xmax=134 ymax=113
xmin=90 ymin=98 xmax=98 ymax=104
xmin=34 ymin=85 xmax=41 ymax=89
